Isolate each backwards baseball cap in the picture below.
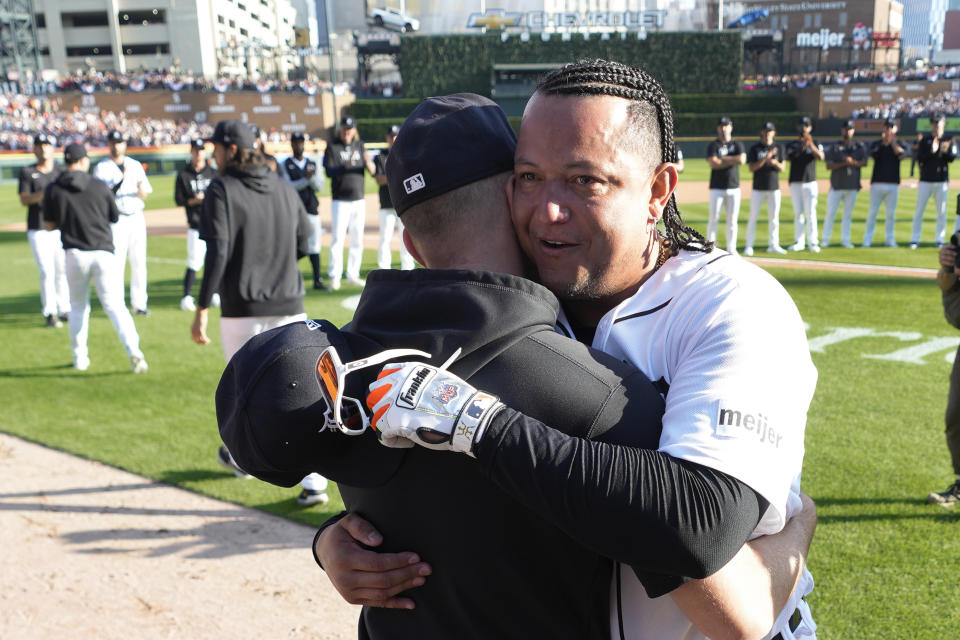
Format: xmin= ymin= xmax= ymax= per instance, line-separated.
xmin=291 ymin=131 xmax=307 ymax=141
xmin=386 ymin=93 xmax=517 ymax=216
xmin=34 ymin=132 xmax=55 ymax=146
xmin=190 ymin=139 xmax=206 ymax=150
xmin=106 ymin=130 xmax=126 ymax=143
xmin=216 ymin=319 xmax=418 ymax=488
xmin=761 ymin=121 xmax=776 ymax=131
xmin=842 ymin=119 xmax=855 ymax=129
xmin=63 ymin=142 xmax=87 ymax=164
xmin=340 ymin=115 xmax=356 ymax=129
xmin=387 ymin=124 xmax=401 ymax=136
xmin=718 ymin=116 xmax=732 ymax=126
xmin=206 ymin=119 xmax=256 ymax=150
xmin=798 ymin=116 xmax=812 ymax=127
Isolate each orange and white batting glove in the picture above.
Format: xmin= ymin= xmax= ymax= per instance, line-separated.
xmin=365 ymin=361 xmax=503 ymax=456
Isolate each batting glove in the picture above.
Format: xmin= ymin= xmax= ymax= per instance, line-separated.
xmin=366 ymin=361 xmax=503 ymax=456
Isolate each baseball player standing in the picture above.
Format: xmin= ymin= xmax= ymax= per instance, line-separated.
xmin=174 ymin=139 xmax=217 ymax=311
xmin=822 ymin=120 xmax=867 ymax=248
xmin=705 ymin=116 xmax=746 ymax=253
xmin=323 ymin=115 xmax=375 ymax=290
xmin=744 ymin=122 xmax=787 ymax=256
xmin=281 ymin=132 xmax=327 ymax=290
xmin=43 ymin=142 xmax=147 ymax=373
xmin=92 ymin=130 xmax=153 ymax=314
xmin=786 ymin=116 xmax=825 ymax=252
xmin=374 ymin=124 xmax=414 ymax=270
xmin=863 ymin=119 xmax=906 ymax=248
xmin=910 ymin=114 xmax=957 ymax=249
xmin=19 ymin=132 xmax=69 ymax=327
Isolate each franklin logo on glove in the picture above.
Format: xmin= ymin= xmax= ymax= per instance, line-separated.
xmin=398 ymin=366 xmax=434 ymax=408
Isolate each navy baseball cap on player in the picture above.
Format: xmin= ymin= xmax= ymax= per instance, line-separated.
xmin=190 ymin=139 xmax=205 ymax=150
xmin=107 ymin=130 xmax=126 ymax=143
xmin=386 ymin=93 xmax=517 ymax=216
xmin=717 ymin=116 xmax=732 ymax=126
xmin=216 ymin=319 xmax=407 ymax=488
xmin=883 ymin=118 xmax=897 ymax=128
xmin=761 ymin=121 xmax=776 ymax=131
xmin=341 ymin=115 xmax=357 ymax=129
xmin=206 ymin=119 xmax=256 ymax=149
xmin=34 ymin=133 xmax=55 ymax=146
xmin=291 ymin=131 xmax=307 ymax=141
xmin=63 ymin=142 xmax=87 ymax=164
xmin=842 ymin=120 xmax=855 ymax=129
xmin=387 ymin=124 xmax=400 ymax=136
xmin=931 ymin=113 xmax=946 ymax=124
xmin=798 ymin=116 xmax=812 ymax=127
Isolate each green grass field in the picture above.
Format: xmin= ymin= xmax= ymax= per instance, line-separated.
xmin=2 ymin=167 xmax=959 ymax=638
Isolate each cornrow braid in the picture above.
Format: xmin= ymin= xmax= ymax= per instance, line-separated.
xmin=536 ymin=59 xmax=713 ymax=255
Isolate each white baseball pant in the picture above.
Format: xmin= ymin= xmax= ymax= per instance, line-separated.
xmin=707 ymin=187 xmax=742 ymax=252
xmin=863 ymin=183 xmax=899 ymax=247
xmin=27 ymin=228 xmax=69 ymax=317
xmin=185 ymin=228 xmax=206 ymax=271
xmin=911 ymin=180 xmax=950 ymax=245
xmin=219 ymin=313 xmax=309 ymax=363
xmin=328 ymin=199 xmax=365 ymax=283
xmin=65 ymin=248 xmax=143 ymax=368
xmin=378 ymin=208 xmax=415 ymax=270
xmin=745 ymin=189 xmax=782 ymax=251
xmin=789 ymin=181 xmax=819 ymax=249
xmin=111 ymin=211 xmax=148 ymax=310
xmin=306 ymin=213 xmax=324 ymax=255
xmin=822 ymin=189 xmax=858 ymax=247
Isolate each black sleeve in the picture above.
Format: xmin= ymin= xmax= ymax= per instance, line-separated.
xmin=174 ymin=171 xmax=189 ymax=207
xmin=41 ymin=184 xmax=59 ymax=228
xmin=197 ymin=180 xmax=229 ymax=308
xmin=323 ymin=145 xmax=345 ymax=177
xmin=17 ymin=166 xmax=32 ymax=195
xmin=474 ymin=407 xmax=767 ymax=597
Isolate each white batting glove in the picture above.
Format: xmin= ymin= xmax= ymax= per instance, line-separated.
xmin=365 ymin=361 xmax=503 ymax=456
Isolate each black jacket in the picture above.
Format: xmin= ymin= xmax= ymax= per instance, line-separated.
xmin=323 ymin=138 xmax=366 ymax=201
xmin=197 ymin=164 xmax=309 ymax=316
xmin=306 ymin=270 xmax=762 ymax=639
xmin=43 ymin=169 xmax=119 ymax=252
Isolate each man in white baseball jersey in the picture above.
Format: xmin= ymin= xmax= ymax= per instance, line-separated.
xmin=374 ymin=124 xmax=415 ymax=271
xmin=910 ymin=114 xmax=957 ymax=249
xmin=19 ymin=132 xmax=69 ymax=327
xmin=863 ymin=119 xmax=906 ymax=248
xmin=744 ymin=121 xmax=787 ymax=256
xmin=367 ymin=62 xmax=818 ymax=639
xmin=705 ymin=116 xmax=746 ymax=253
xmin=786 ymin=116 xmax=825 ymax=253
xmin=43 ymin=142 xmax=147 ymax=374
xmin=93 ymin=130 xmax=153 ymax=314
xmin=822 ymin=120 xmax=867 ymax=249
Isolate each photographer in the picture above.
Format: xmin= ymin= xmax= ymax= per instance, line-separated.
xmin=931 ymin=236 xmax=960 ymax=505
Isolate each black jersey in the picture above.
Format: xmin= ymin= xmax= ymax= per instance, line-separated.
xmin=917 ymin=133 xmax=958 ymax=183
xmin=280 ymin=155 xmax=320 ymax=214
xmin=323 ymin=138 xmax=367 ymax=201
xmin=19 ymin=163 xmax=62 ymax=230
xmin=174 ymin=162 xmax=216 ymax=229
xmin=374 ymin=148 xmax=392 ymax=209
xmin=706 ymin=138 xmax=744 ymax=189
xmin=870 ymin=139 xmax=905 ymax=184
xmin=786 ymin=137 xmax=823 ymax=183
xmin=826 ymin=140 xmax=867 ymax=190
xmin=747 ymin=142 xmax=783 ymax=191
xmin=43 ymin=169 xmax=119 ymax=252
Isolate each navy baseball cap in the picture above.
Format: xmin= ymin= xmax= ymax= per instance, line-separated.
xmin=291 ymin=131 xmax=307 ymax=141
xmin=798 ymin=116 xmax=812 ymax=127
xmin=190 ymin=139 xmax=205 ymax=149
xmin=341 ymin=115 xmax=357 ymax=128
xmin=387 ymin=124 xmax=400 ymax=136
xmin=842 ymin=120 xmax=855 ymax=129
xmin=63 ymin=142 xmax=87 ymax=163
xmin=206 ymin=119 xmax=256 ymax=149
xmin=386 ymin=93 xmax=517 ymax=216
xmin=107 ymin=130 xmax=126 ymax=143
xmin=883 ymin=118 xmax=897 ymax=128
xmin=761 ymin=121 xmax=776 ymax=131
xmin=34 ymin=133 xmax=55 ymax=146
xmin=216 ymin=319 xmax=405 ymax=488
xmin=931 ymin=113 xmax=946 ymax=123
xmin=718 ymin=116 xmax=732 ymax=126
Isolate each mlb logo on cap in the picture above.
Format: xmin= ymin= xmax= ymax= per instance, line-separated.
xmin=403 ymin=173 xmax=426 ymax=194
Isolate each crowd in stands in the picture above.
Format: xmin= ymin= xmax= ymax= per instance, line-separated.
xmin=851 ymin=90 xmax=960 ymax=120
xmin=0 ymin=92 xmax=212 ymax=150
xmin=751 ymin=64 xmax=960 ymax=90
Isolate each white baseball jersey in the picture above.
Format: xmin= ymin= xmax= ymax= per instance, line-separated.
xmin=93 ymin=156 xmax=153 ymax=216
xmin=559 ymin=249 xmax=817 ymax=640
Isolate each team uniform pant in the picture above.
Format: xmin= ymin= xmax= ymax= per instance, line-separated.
xmin=378 ymin=208 xmax=415 ymax=270
xmin=64 ymin=249 xmax=143 ymax=367
xmin=745 ymin=189 xmax=782 ymax=251
xmin=946 ymin=345 xmax=960 ymax=477
xmin=328 ymin=199 xmax=365 ymax=283
xmin=27 ymin=228 xmax=69 ymax=317
xmin=706 ymin=188 xmax=742 ymax=252
xmin=863 ymin=183 xmax=899 ymax=247
xmin=306 ymin=212 xmax=324 ymax=255
xmin=822 ymin=189 xmax=859 ymax=247
xmin=111 ymin=211 xmax=148 ymax=310
xmin=911 ymin=180 xmax=950 ymax=246
xmin=218 ymin=312 xmax=325 ymax=494
xmin=789 ymin=181 xmax=819 ymax=248
xmin=185 ymin=228 xmax=206 ymax=271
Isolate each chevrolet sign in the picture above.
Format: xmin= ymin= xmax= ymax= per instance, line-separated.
xmin=467 ymin=9 xmax=666 ymax=30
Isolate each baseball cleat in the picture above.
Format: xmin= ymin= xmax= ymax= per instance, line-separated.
xmin=926 ymin=479 xmax=960 ymax=506
xmin=346 ymin=276 xmax=366 ymax=287
xmin=217 ymin=445 xmax=252 ymax=478
xmin=809 ymin=245 xmax=821 ymax=253
xmin=767 ymin=245 xmax=787 ymax=255
xmin=909 ymin=243 xmax=919 ymax=250
xmin=742 ymin=247 xmax=754 ymax=257
xmin=296 ymin=489 xmax=330 ymax=507
xmin=45 ymin=314 xmax=63 ymax=328
xmin=180 ymin=295 xmax=197 ymax=312
xmin=74 ymin=356 xmax=90 ymax=371
xmin=133 ymin=308 xmax=151 ymax=316
xmin=130 ymin=356 xmax=149 ymax=374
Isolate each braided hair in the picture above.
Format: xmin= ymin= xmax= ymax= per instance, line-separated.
xmin=535 ymin=59 xmax=712 ymax=254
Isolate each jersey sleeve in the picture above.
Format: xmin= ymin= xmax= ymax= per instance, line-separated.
xmin=655 ymin=272 xmax=816 ymax=534
xmin=746 ymin=145 xmax=758 ymax=164
xmin=174 ymin=171 xmax=189 ymax=207
xmin=706 ymin=141 xmax=719 ymax=158
xmin=18 ymin=166 xmax=32 ymax=195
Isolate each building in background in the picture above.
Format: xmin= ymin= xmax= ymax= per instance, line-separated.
xmin=902 ymin=0 xmax=948 ymax=63
xmin=33 ymin=0 xmax=297 ymax=78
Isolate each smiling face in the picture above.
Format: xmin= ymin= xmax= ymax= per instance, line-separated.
xmin=509 ymin=92 xmax=675 ymax=321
